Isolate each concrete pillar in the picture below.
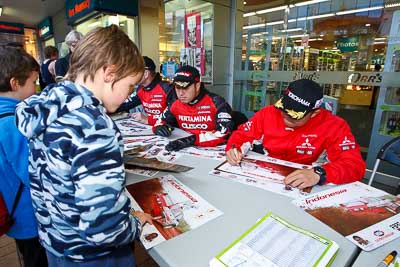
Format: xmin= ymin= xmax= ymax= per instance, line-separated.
xmin=139 ymin=0 xmax=161 ymax=69
xmin=203 ymin=0 xmax=243 ymax=105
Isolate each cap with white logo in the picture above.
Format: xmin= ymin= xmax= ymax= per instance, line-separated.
xmin=274 ymin=79 xmax=323 ymax=120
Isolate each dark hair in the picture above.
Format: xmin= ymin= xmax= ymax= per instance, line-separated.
xmin=44 ymin=46 xmax=58 ymax=59
xmin=67 ymin=25 xmax=144 ymax=85
xmin=0 ymin=46 xmax=40 ymax=92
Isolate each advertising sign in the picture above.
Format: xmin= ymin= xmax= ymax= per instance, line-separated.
xmin=337 ymin=37 xmax=359 ymax=52
xmin=185 ymin=12 xmax=201 ymax=48
xmin=0 ymin=21 xmax=24 ymax=34
xmin=38 ymin=17 xmax=53 ymax=40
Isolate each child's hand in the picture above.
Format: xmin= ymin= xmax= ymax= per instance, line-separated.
xmin=132 ymin=211 xmax=153 ymax=226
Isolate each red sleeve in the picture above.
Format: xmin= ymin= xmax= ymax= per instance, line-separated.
xmin=225 ymin=107 xmax=266 ymax=153
xmin=195 ymin=98 xmax=234 ymax=147
xmin=323 ymin=121 xmax=366 ymax=184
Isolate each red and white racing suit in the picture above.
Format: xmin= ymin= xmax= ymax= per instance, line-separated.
xmin=226 ymin=106 xmax=366 ymax=184
xmin=155 ymin=87 xmax=234 ymax=147
xmin=116 ymin=73 xmax=172 ymax=125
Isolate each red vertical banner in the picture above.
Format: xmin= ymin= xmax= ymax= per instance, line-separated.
xmin=185 ymin=12 xmax=201 ymax=48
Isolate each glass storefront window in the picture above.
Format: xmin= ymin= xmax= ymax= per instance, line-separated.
xmin=76 ymin=13 xmax=137 ymax=42
xmin=24 ymin=28 xmax=39 ymax=61
xmin=237 ymin=1 xmax=400 ymax=114
xmin=160 ymin=0 xmax=213 ymax=82
xmin=44 ymin=38 xmax=55 ymax=47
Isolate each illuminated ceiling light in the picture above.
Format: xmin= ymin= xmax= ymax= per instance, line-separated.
xmin=375 ymin=37 xmax=386 ymax=41
xmin=336 ymin=6 xmax=383 ymax=15
xmin=244 ymin=1 xmax=247 ymax=4
xmin=256 ymin=5 xmax=288 ymax=15
xmin=290 ymin=34 xmax=308 ymax=38
xmin=294 ymin=0 xmax=329 ymax=7
xmin=243 ymin=12 xmax=256 ymax=17
xmin=266 ymin=20 xmax=284 ymax=26
xmin=365 ymin=23 xmax=371 ymax=26
xmin=243 ymin=23 xmax=266 ymax=29
xmin=374 ymin=41 xmax=386 ymax=44
xmin=0 ymin=7 xmax=3 ymax=16
xmin=297 ymin=13 xmax=335 ymax=21
xmin=385 ymin=3 xmax=400 ymax=8
xmin=280 ymin=27 xmax=303 ymax=32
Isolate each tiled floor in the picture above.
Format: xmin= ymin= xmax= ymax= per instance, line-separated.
xmin=0 ymin=236 xmax=21 ymax=267
xmin=0 ymin=236 xmax=158 ymax=267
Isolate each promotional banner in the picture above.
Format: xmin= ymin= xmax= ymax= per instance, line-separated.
xmin=210 ymin=153 xmax=312 ymax=198
xmin=185 ymin=12 xmax=201 ymax=48
xmin=126 ymin=175 xmax=223 ymax=249
xmin=293 ymin=182 xmax=400 ymax=251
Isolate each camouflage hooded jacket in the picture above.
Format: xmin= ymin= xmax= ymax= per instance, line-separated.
xmin=15 ymin=81 xmax=141 ymax=261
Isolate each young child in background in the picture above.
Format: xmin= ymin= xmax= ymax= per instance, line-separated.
xmin=0 ymin=46 xmax=48 ymax=267
xmin=15 ymin=25 xmax=152 ymax=266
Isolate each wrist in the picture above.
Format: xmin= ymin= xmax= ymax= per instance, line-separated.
xmin=314 ymin=166 xmax=327 ymax=185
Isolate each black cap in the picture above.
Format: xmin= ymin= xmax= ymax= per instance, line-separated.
xmin=143 ymin=56 xmax=156 ymax=71
xmin=274 ymin=79 xmax=323 ymax=120
xmin=173 ymin=65 xmax=200 ymax=89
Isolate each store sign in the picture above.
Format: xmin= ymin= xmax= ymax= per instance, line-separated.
xmin=371 ymin=55 xmax=385 ymax=65
xmin=66 ymin=0 xmax=94 ymax=24
xmin=337 ymin=37 xmax=359 ymax=52
xmin=66 ymin=0 xmax=138 ymax=25
xmin=235 ymin=70 xmax=399 ymax=87
xmin=38 ymin=17 xmax=53 ymax=40
xmin=0 ymin=21 xmax=24 ymax=34
xmin=347 ymin=72 xmax=382 ymax=84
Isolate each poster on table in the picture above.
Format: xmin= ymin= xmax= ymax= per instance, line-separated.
xmin=123 ymin=135 xmax=179 ymax=163
xmin=293 ymin=182 xmax=400 ymax=251
xmin=210 ymin=154 xmax=312 ymax=198
xmin=126 ymin=175 xmax=223 ymax=249
xmin=114 ymin=117 xmax=154 ymax=136
xmin=179 ymin=145 xmax=226 ymax=160
xmin=185 ymin=12 xmax=201 ymax=48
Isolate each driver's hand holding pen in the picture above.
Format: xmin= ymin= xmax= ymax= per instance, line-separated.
xmin=226 ymin=144 xmax=243 ymax=166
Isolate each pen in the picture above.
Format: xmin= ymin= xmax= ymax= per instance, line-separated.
xmin=377 ymin=251 xmax=397 ymax=267
xmin=232 ymin=144 xmax=242 ymax=167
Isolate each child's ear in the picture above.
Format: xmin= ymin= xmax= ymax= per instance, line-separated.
xmin=103 ymin=65 xmax=116 ymax=83
xmin=9 ymin=77 xmax=19 ymax=91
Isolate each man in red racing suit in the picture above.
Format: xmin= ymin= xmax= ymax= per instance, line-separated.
xmin=226 ymin=79 xmax=365 ymax=189
xmin=116 ymin=56 xmax=172 ymax=125
xmin=153 ymin=65 xmax=234 ymax=151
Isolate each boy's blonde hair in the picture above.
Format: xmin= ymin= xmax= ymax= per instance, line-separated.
xmin=67 ymin=25 xmax=144 ymax=85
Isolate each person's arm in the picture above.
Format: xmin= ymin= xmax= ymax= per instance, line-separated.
xmin=322 ymin=121 xmax=366 ymax=184
xmin=69 ymin=114 xmax=144 ymax=246
xmin=225 ymin=108 xmax=266 ymax=164
xmin=55 ymin=57 xmax=69 ymax=80
xmin=115 ymin=93 xmax=141 ymax=113
xmin=284 ymin=120 xmax=366 ymax=188
xmin=195 ymin=97 xmax=234 ymax=147
xmin=3 ymin=118 xmax=29 ymax=185
xmin=153 ymin=104 xmax=177 ymax=137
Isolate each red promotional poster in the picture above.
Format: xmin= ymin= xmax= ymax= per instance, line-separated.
xmin=125 ymin=175 xmax=223 ymax=249
xmin=185 ymin=12 xmax=201 ymax=48
xmin=293 ymin=182 xmax=400 ymax=251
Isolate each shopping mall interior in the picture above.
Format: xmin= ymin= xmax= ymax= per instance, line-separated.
xmin=0 ymin=0 xmax=399 ymax=194
xmin=0 ymin=0 xmax=400 ymax=265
